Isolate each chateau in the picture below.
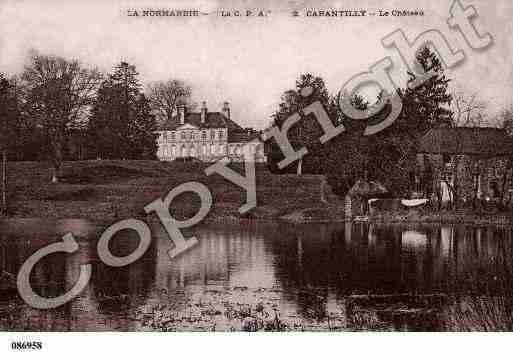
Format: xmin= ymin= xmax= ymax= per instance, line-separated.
xmin=156 ymin=102 xmax=266 ymax=163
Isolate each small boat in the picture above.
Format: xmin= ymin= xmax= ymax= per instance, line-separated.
xmin=401 ymin=198 xmax=429 ymax=207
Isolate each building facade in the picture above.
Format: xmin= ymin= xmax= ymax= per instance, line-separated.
xmin=156 ymin=102 xmax=266 ymax=163
xmin=416 ymin=127 xmax=513 ymax=203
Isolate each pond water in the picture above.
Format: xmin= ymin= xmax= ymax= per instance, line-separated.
xmin=1 ymin=219 xmax=513 ymax=331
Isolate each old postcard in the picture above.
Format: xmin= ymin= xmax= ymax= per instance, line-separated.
xmin=0 ymin=0 xmax=512 ymax=355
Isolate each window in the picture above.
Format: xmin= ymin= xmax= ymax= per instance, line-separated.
xmin=162 ymin=132 xmax=167 ymax=142
xmin=170 ymin=132 xmax=175 ymax=141
xmin=218 ymin=130 xmax=224 ymax=139
xmin=181 ymin=132 xmax=186 ymax=140
xmin=211 ymin=130 xmax=216 ymax=140
xmin=202 ymin=131 xmax=207 ymax=140
xmin=490 ymin=181 xmax=500 ymax=198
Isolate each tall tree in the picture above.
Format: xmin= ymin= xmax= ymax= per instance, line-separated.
xmin=147 ymin=79 xmax=191 ymax=123
xmin=0 ymin=73 xmax=21 ymax=214
xmin=127 ymin=93 xmax=157 ymax=159
xmin=268 ymin=73 xmax=337 ymax=174
xmin=89 ymin=61 xmax=157 ymax=159
xmin=384 ymin=45 xmax=454 ymax=195
xmin=22 ymin=53 xmax=101 ymax=182
xmin=397 ymin=46 xmax=453 ymax=132
xmin=323 ymin=46 xmax=454 ymax=196
xmin=89 ymin=78 xmax=126 ymax=159
xmin=6 ymin=75 xmax=47 ymax=161
xmin=0 ymin=74 xmax=21 ymax=152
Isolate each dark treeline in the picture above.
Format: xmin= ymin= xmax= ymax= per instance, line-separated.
xmin=266 ymin=46 xmax=455 ymax=197
xmin=0 ymin=53 xmax=161 ymax=182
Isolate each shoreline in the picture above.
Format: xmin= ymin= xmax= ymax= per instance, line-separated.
xmin=3 ymin=207 xmax=513 ymax=227
xmin=4 ymin=160 xmax=513 ymax=227
xmin=367 ymin=211 xmax=513 ymax=226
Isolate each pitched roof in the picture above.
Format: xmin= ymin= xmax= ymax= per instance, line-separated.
xmin=418 ymin=127 xmax=513 ymax=156
xmin=158 ymin=111 xmax=244 ymax=131
xmin=228 ymin=130 xmax=262 ymax=143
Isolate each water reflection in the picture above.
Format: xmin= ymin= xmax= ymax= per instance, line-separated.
xmin=2 ymin=219 xmax=513 ymax=330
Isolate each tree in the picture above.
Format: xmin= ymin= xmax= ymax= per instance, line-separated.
xmin=4 ymin=75 xmax=48 ymax=161
xmin=390 ymin=46 xmax=454 ymax=197
xmin=22 ymin=53 xmax=101 ymax=182
xmin=0 ymin=73 xmax=21 ymax=214
xmin=147 ymin=79 xmax=191 ymax=123
xmin=268 ymin=73 xmax=337 ymax=175
xmin=127 ymin=93 xmax=157 ymax=159
xmin=398 ymin=46 xmax=453 ymax=132
xmin=89 ymin=78 xmax=126 ymax=159
xmin=267 ymin=48 xmax=453 ymax=199
xmin=323 ymin=46 xmax=454 ymax=197
xmin=0 ymin=74 xmax=21 ymax=152
xmin=452 ymin=90 xmax=487 ymax=127
xmin=446 ymin=91 xmax=488 ymax=209
xmin=89 ymin=61 xmax=157 ymax=159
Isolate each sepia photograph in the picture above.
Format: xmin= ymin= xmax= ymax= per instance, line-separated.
xmin=0 ymin=0 xmax=513 ymax=355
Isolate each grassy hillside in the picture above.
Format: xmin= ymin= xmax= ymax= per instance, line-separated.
xmin=5 ymin=160 xmax=342 ymax=223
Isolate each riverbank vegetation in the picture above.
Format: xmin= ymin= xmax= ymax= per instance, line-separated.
xmin=4 ymin=160 xmax=332 ymax=222
xmin=266 ymin=47 xmax=513 ymax=213
xmin=4 ymin=160 xmax=513 ymax=225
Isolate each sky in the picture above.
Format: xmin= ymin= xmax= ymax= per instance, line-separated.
xmin=1 ymin=0 xmax=512 ymax=129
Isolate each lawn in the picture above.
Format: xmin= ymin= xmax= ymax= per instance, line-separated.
xmin=5 ymin=160 xmax=341 ymax=223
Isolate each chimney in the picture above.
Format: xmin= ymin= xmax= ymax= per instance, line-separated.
xmin=222 ymin=101 xmax=230 ymax=119
xmin=201 ymin=101 xmax=207 ymax=123
xmin=179 ymin=105 xmax=185 ymax=125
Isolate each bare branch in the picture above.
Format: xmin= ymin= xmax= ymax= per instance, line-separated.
xmin=147 ymin=79 xmax=192 ymax=123
xmin=21 ymin=52 xmax=102 ymax=181
xmin=451 ymin=90 xmax=487 ymax=127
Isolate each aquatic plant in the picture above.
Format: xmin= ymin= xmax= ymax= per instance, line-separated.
xmin=443 ymin=296 xmax=513 ymax=331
